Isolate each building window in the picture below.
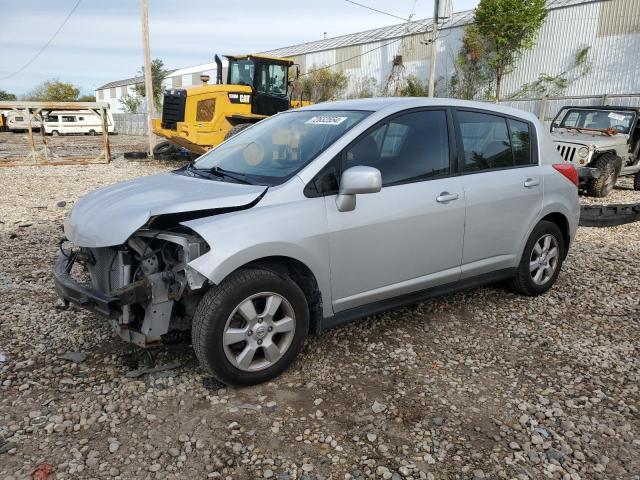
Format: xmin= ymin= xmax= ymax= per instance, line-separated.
xmin=110 ymin=87 xmax=116 ymax=98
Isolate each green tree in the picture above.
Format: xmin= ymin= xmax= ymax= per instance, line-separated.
xmin=78 ymin=94 xmax=96 ymax=102
xmin=349 ymin=76 xmax=378 ymax=98
xmin=291 ymin=66 xmax=348 ymax=103
xmin=133 ymin=58 xmax=166 ymax=111
xmin=0 ymin=89 xmax=17 ymax=101
xmin=474 ymin=0 xmax=547 ymax=100
xmin=399 ymin=75 xmax=427 ymax=97
xmin=450 ymin=25 xmax=490 ymax=100
xmin=24 ymin=79 xmax=80 ymax=101
xmin=119 ymin=94 xmax=143 ymax=113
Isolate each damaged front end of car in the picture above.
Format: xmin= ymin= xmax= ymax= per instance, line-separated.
xmin=54 ymin=227 xmax=210 ymax=347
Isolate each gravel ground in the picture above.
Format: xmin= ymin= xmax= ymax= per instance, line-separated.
xmin=0 ymin=158 xmax=639 ymax=480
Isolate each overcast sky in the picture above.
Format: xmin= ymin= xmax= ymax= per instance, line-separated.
xmin=0 ymin=0 xmax=480 ymax=96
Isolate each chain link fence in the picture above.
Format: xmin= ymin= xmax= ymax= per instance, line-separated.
xmin=497 ymin=94 xmax=640 ymax=125
xmin=112 ymin=94 xmax=640 ymax=135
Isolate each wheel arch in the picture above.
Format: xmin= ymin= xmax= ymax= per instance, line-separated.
xmin=238 ymin=256 xmax=324 ymax=335
xmin=540 ymin=212 xmax=571 ymax=258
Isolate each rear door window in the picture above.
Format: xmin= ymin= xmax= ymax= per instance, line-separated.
xmin=508 ymin=119 xmax=532 ymax=166
xmin=458 ymin=111 xmax=513 ymax=171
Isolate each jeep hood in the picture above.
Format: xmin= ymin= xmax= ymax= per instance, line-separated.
xmin=551 ymin=130 xmax=628 ymax=148
xmin=65 ymin=172 xmax=267 ymax=247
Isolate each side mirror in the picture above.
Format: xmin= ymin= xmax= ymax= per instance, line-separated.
xmin=336 ymin=166 xmax=382 ymax=212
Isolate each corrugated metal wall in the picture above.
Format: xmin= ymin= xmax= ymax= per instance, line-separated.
xmin=502 ymin=0 xmax=640 ymax=96
xmin=289 ymin=0 xmax=639 ymax=98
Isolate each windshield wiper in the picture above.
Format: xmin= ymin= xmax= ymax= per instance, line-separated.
xmin=188 ymin=164 xmax=257 ymax=185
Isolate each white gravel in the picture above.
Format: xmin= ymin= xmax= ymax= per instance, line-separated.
xmin=0 ymin=158 xmax=639 ymax=479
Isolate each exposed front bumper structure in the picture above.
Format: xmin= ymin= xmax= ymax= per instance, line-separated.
xmin=54 ymin=250 xmax=150 ymax=318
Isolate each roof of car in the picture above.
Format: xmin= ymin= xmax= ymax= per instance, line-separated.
xmin=297 ymin=97 xmax=538 ymax=122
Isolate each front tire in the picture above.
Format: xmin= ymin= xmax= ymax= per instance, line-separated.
xmin=586 ymin=153 xmax=620 ymax=197
xmin=192 ymin=268 xmax=309 ymax=386
xmin=509 ymin=221 xmax=565 ymax=296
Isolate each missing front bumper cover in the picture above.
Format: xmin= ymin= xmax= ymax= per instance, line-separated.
xmin=54 ymin=250 xmax=150 ymax=318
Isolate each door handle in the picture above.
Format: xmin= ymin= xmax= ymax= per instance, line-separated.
xmin=436 ymin=192 xmax=459 ymax=203
xmin=524 ymin=178 xmax=540 ymax=188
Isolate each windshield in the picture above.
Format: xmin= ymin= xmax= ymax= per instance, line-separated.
xmin=194 ymin=110 xmax=370 ymax=186
xmin=256 ymin=63 xmax=288 ymax=96
xmin=229 ymin=60 xmax=255 ymax=86
xmin=556 ymin=108 xmax=635 ymax=133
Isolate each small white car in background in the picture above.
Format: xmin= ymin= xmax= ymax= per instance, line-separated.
xmin=44 ymin=110 xmax=114 ymax=136
xmin=55 ymin=98 xmax=580 ymax=386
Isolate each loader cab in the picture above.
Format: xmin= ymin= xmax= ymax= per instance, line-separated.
xmin=226 ymin=55 xmax=293 ymax=116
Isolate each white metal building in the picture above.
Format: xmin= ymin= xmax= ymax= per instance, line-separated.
xmin=263 ymin=0 xmax=640 ymax=98
xmin=97 ymin=0 xmax=639 ymax=110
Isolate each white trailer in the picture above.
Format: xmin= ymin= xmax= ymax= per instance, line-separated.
xmin=6 ymin=111 xmax=41 ymax=132
xmin=43 ymin=110 xmax=115 ymax=136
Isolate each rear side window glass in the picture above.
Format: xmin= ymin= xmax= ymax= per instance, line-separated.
xmin=458 ymin=111 xmax=512 ymax=171
xmin=509 ymin=119 xmax=532 ymax=166
xmin=62 ymin=116 xmax=76 ymax=122
xmin=345 ymin=110 xmax=450 ymax=186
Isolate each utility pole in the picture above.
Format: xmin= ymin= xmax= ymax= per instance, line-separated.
xmin=141 ymin=0 xmax=155 ymax=156
xmin=428 ymin=0 xmax=440 ymax=97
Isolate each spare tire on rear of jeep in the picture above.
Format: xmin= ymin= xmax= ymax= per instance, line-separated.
xmin=586 ymin=152 xmax=621 ymax=198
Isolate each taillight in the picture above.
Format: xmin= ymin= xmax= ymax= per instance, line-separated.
xmin=553 ymin=163 xmax=578 ymax=187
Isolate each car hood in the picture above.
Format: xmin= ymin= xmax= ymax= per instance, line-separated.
xmin=550 ymin=130 xmax=628 ymax=147
xmin=65 ymin=172 xmax=267 ymax=247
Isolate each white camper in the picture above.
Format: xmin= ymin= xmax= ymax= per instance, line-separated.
xmin=6 ymin=111 xmax=41 ymax=132
xmin=43 ymin=110 xmax=114 ymax=136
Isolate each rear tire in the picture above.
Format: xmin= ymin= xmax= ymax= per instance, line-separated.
xmin=192 ymin=268 xmax=309 ymax=386
xmin=88 ymin=129 xmax=96 ymax=136
xmin=509 ymin=220 xmax=565 ymax=296
xmin=586 ymin=153 xmax=620 ymax=197
xmin=224 ymin=123 xmax=253 ymax=140
xmin=51 ymin=130 xmax=60 ymax=136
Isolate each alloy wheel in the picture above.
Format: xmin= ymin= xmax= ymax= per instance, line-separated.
xmin=529 ymin=234 xmax=559 ymax=285
xmin=222 ymin=292 xmax=296 ymax=372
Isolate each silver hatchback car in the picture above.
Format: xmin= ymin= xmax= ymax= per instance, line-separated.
xmin=55 ymin=98 xmax=580 ymax=385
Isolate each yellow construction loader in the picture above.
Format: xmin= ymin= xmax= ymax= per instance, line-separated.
xmin=152 ymin=54 xmax=310 ymax=158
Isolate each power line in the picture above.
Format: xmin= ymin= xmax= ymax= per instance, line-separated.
xmin=343 ymin=0 xmax=411 ymax=22
xmin=300 ymin=37 xmax=402 ymax=77
xmin=0 ymin=0 xmax=82 ymax=81
xmin=303 ymin=1 xmax=421 ymax=77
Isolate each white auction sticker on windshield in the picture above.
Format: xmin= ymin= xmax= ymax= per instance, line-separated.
xmin=306 ymin=116 xmax=348 ymax=125
xmin=608 ymin=112 xmax=626 ymax=122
